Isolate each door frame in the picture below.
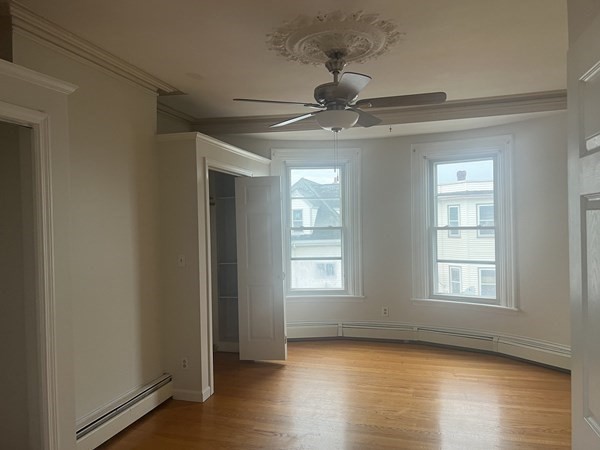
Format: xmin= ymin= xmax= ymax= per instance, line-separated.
xmin=203 ymin=159 xmax=253 ymax=396
xmin=0 ymin=59 xmax=77 ymax=450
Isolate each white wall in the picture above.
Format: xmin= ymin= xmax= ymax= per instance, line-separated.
xmin=220 ymin=112 xmax=570 ymax=346
xmin=14 ymin=35 xmax=164 ymax=421
xmin=158 ymin=133 xmax=271 ymax=400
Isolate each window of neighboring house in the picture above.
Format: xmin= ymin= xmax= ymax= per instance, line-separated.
xmin=411 ymin=135 xmax=515 ymax=308
xmin=479 ymin=267 xmax=497 ymax=297
xmin=477 ymin=204 xmax=495 ymax=237
xmin=447 ymin=205 xmax=460 ymax=237
xmin=271 ymin=148 xmax=362 ymax=298
xmin=292 ymin=209 xmax=304 ymax=228
xmin=449 ymin=266 xmax=462 ymax=294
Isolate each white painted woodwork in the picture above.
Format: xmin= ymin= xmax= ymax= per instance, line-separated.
xmin=194 ymin=90 xmax=567 ymax=135
xmin=236 ymin=176 xmax=287 ymax=360
xmin=76 ymin=380 xmax=173 ymax=450
xmin=157 ymin=133 xmax=271 ymax=399
xmin=10 ymin=2 xmax=179 ymax=94
xmin=287 ymin=321 xmax=571 ymax=370
xmin=568 ymin=6 xmax=600 ymax=447
xmin=0 ymin=59 xmax=77 ymax=449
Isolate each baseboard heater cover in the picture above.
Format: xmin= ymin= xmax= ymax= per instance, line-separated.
xmin=287 ymin=321 xmax=571 ymax=370
xmin=76 ymin=373 xmax=172 ymax=440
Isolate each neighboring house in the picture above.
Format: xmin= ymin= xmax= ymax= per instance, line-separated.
xmin=435 ymin=175 xmax=496 ymax=298
xmin=290 ymin=177 xmax=342 ymax=289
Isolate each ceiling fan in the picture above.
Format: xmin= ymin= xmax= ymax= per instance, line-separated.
xmin=234 ymin=50 xmax=447 ymax=132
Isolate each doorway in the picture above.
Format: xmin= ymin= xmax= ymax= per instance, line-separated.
xmin=0 ymin=120 xmax=41 ymax=449
xmin=208 ymin=170 xmax=240 ymax=354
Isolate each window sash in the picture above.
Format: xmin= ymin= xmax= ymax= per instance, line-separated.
xmin=272 ymin=148 xmax=362 ymax=298
xmin=411 ymin=136 xmax=514 ymax=309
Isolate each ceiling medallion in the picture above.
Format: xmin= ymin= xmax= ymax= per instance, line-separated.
xmin=267 ymin=10 xmax=404 ymax=65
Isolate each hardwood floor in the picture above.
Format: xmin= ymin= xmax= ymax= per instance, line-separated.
xmin=99 ymin=341 xmax=571 ymax=449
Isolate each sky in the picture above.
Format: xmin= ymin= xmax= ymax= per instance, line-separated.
xmin=436 ymin=159 xmax=494 ymax=184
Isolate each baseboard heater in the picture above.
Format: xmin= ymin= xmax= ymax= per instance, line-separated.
xmin=76 ymin=373 xmax=172 ymax=441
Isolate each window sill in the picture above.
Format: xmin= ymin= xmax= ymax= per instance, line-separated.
xmin=287 ymin=295 xmax=365 ymax=303
xmin=411 ymin=297 xmax=519 ymax=313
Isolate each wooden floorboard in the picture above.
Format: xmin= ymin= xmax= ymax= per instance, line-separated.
xmin=99 ymin=340 xmax=571 ymax=449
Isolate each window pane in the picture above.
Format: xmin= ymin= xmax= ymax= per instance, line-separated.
xmin=290 ymin=259 xmax=343 ymax=289
xmin=435 ymin=262 xmax=496 ymax=300
xmin=436 ymin=229 xmax=495 ymax=263
xmin=290 ymin=228 xmax=342 ymax=258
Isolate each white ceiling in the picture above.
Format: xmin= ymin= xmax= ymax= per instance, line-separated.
xmin=17 ymin=0 xmax=568 ymax=137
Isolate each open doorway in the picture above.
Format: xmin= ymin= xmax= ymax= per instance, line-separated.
xmin=0 ymin=120 xmax=42 ymax=449
xmin=208 ymin=170 xmax=240 ymax=354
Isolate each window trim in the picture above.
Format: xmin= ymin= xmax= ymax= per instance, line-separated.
xmin=272 ymin=148 xmax=363 ymax=299
xmin=411 ymin=135 xmax=516 ymax=309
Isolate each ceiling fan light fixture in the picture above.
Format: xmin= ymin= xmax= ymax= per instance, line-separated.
xmin=316 ymin=109 xmax=359 ymax=132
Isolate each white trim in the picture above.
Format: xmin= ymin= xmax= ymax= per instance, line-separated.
xmin=157 ymin=132 xmax=271 ymax=164
xmin=271 ymin=148 xmax=363 ymax=297
xmin=0 ymin=101 xmax=59 ymax=449
xmin=76 ymin=381 xmax=172 ymax=450
xmin=194 ymin=90 xmax=567 ymax=135
xmin=202 ymin=158 xmax=255 ymax=403
xmin=10 ymin=1 xmax=179 ymax=94
xmin=172 ymin=389 xmax=209 ymax=403
xmin=411 ymin=135 xmax=516 ymax=308
xmin=157 ymin=102 xmax=196 ymax=124
xmin=287 ymin=321 xmax=570 ymax=370
xmin=0 ymin=58 xmax=77 ymax=94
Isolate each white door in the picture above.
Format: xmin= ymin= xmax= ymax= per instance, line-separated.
xmin=235 ymin=176 xmax=287 ymax=360
xmin=568 ymin=10 xmax=600 ymax=449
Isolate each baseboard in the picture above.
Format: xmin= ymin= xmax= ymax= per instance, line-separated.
xmin=287 ymin=321 xmax=570 ymax=370
xmin=76 ymin=380 xmax=172 ymax=450
xmin=172 ymin=388 xmax=212 ymax=402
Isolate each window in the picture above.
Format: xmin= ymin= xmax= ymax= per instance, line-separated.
xmin=449 ymin=266 xmax=462 ymax=294
xmin=411 ymin=136 xmax=515 ymax=308
xmin=272 ymin=148 xmax=362 ymax=297
xmin=292 ymin=209 xmax=304 ymax=228
xmin=447 ymin=205 xmax=460 ymax=237
xmin=477 ymin=204 xmax=495 ymax=237
xmin=479 ymin=267 xmax=496 ymax=297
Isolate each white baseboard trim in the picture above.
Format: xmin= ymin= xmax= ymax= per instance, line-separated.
xmin=76 ymin=380 xmax=172 ymax=450
xmin=173 ymin=388 xmax=212 ymax=403
xmin=287 ymin=321 xmax=571 ymax=370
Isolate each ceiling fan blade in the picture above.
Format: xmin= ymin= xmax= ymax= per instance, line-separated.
xmin=355 ymin=92 xmax=447 ymax=109
xmin=270 ymin=112 xmax=316 ymax=128
xmin=336 ymin=72 xmax=372 ymax=100
xmin=234 ymin=98 xmax=322 ymax=108
xmin=351 ymin=108 xmax=382 ymax=128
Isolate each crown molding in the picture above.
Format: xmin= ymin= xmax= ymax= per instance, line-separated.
xmin=193 ymin=89 xmax=567 ymax=135
xmin=0 ymin=57 xmax=77 ymax=94
xmin=9 ymin=1 xmax=181 ymax=95
xmin=157 ymin=102 xmax=197 ymax=124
